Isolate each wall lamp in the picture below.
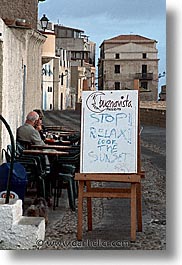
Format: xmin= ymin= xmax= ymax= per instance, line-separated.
xmin=158 ymin=71 xmax=166 ymax=79
xmin=59 ymin=70 xmax=68 ymax=78
xmin=60 ymin=70 xmax=68 ymax=85
xmin=153 ymin=71 xmax=166 ymax=82
xmin=40 ymin=14 xmax=49 ymax=31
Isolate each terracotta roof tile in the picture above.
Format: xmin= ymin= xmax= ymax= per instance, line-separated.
xmin=106 ymin=34 xmax=155 ymax=42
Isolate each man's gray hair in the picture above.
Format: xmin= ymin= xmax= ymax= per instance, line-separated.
xmin=26 ymin=111 xmax=39 ymax=122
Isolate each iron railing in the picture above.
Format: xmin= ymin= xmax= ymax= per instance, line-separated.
xmin=0 ymin=115 xmax=15 ymax=204
xmin=135 ymin=73 xmax=153 ymax=80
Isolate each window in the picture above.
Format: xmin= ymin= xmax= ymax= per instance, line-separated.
xmin=142 ymin=64 xmax=147 ymax=73
xmin=143 ymin=53 xmax=147 ymax=59
xmin=142 ymin=64 xmax=147 ymax=78
xmin=115 ymin=53 xmax=120 ymax=59
xmin=60 ymin=74 xmax=64 ymax=86
xmin=48 ymin=65 xmax=53 ymax=76
xmin=141 ymin=81 xmax=148 ymax=90
xmin=76 ymin=52 xmax=81 ymax=59
xmin=115 ymin=82 xmax=120 ymax=90
xmin=48 ymin=86 xmax=52 ymax=92
xmin=115 ymin=65 xmax=120 ymax=73
xmin=44 ymin=65 xmax=47 ymax=76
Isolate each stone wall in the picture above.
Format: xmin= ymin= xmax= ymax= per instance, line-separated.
xmin=140 ymin=101 xmax=166 ymax=127
xmin=0 ymin=199 xmax=45 ymax=250
xmin=0 ymin=0 xmax=38 ymax=29
xmin=0 ymin=19 xmax=45 ymax=162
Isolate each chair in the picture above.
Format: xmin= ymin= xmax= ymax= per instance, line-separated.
xmin=15 ymin=140 xmax=32 ymax=150
xmin=17 ymin=157 xmax=46 ymax=198
xmin=2 ymin=146 xmax=45 ymax=197
xmin=16 ymin=141 xmax=49 ymax=174
xmin=62 ymin=133 xmax=80 ymax=146
xmin=50 ymin=151 xmax=80 ymax=211
xmin=4 ymin=144 xmax=48 ymax=199
xmin=51 ymin=163 xmax=77 ymax=211
xmin=57 ymin=165 xmax=76 ymax=211
xmin=17 ymin=143 xmax=53 ymax=199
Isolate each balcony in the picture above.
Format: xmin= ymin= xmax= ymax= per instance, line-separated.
xmin=135 ymin=73 xmax=153 ymax=80
xmin=42 ymin=32 xmax=56 ymax=64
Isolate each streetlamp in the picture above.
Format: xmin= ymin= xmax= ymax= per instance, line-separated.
xmin=40 ymin=14 xmax=49 ymax=31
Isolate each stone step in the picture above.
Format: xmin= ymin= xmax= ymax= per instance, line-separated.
xmin=0 ymin=198 xmax=45 ymax=249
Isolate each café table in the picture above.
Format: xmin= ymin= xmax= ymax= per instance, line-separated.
xmin=46 ymin=132 xmax=75 ymax=140
xmin=47 ymin=131 xmax=76 ymax=136
xmin=23 ymin=149 xmax=69 ymax=156
xmin=31 ymin=144 xmax=71 ymax=150
xmin=44 ymin=138 xmax=71 ymax=145
xmin=59 ymin=131 xmax=75 ymax=135
xmin=45 ymin=125 xmax=78 ymax=133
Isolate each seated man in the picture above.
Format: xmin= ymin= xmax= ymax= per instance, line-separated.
xmin=17 ymin=111 xmax=52 ymax=205
xmin=33 ymin=109 xmax=46 ymax=140
xmin=17 ymin=111 xmax=46 ymax=146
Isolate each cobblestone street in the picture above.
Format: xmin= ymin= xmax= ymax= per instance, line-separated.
xmin=37 ymin=110 xmax=166 ymax=250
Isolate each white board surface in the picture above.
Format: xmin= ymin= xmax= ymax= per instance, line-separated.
xmin=80 ymin=90 xmax=138 ymax=173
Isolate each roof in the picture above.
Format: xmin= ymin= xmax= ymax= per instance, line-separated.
xmin=54 ymin=24 xmax=84 ymax=33
xmin=100 ymin=34 xmax=157 ymax=47
xmin=108 ymin=34 xmax=155 ymax=41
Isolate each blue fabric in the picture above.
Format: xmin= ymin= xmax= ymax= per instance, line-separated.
xmin=0 ymin=162 xmax=27 ymax=200
xmin=0 ymin=162 xmax=27 ymax=182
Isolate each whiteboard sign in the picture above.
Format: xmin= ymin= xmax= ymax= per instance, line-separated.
xmin=80 ymin=90 xmax=138 ymax=173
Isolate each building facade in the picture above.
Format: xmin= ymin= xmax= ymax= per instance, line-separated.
xmin=41 ymin=28 xmax=72 ymax=111
xmin=0 ymin=0 xmax=38 ymax=30
xmin=0 ymin=0 xmax=45 ymax=161
xmin=41 ymin=31 xmax=55 ymax=110
xmin=54 ymin=48 xmax=72 ymax=110
xmin=98 ymin=35 xmax=159 ymax=101
xmin=159 ymin=85 xmax=166 ymax=101
xmin=40 ymin=23 xmax=96 ymax=110
xmin=54 ymin=24 xmax=96 ymax=104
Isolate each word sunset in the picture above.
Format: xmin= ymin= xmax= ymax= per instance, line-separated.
xmin=81 ymin=90 xmax=138 ymax=173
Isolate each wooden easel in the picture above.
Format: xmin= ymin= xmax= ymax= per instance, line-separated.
xmin=75 ymin=83 xmax=145 ymax=241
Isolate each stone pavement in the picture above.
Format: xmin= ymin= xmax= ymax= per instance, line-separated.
xmin=33 ymin=111 xmax=166 ymax=250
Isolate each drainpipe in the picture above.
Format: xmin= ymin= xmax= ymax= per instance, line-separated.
xmin=22 ymin=65 xmax=26 ymax=124
xmin=0 ymin=115 xmax=15 ymax=204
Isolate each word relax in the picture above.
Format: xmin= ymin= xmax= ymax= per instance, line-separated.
xmin=90 ymin=127 xmax=132 ymax=144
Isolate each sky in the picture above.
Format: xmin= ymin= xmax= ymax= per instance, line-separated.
xmin=2 ymin=2 xmax=182 ymax=263
xmin=38 ymin=0 xmax=166 ymax=91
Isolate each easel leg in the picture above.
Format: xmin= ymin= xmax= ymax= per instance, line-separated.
xmin=77 ymin=180 xmax=84 ymax=241
xmin=136 ymin=183 xmax=142 ymax=232
xmin=131 ymin=183 xmax=137 ymax=241
xmin=86 ymin=181 xmax=92 ymax=231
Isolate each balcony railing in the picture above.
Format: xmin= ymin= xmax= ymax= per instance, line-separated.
xmin=135 ymin=73 xmax=153 ymax=80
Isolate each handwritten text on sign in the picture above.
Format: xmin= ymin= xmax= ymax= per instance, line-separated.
xmin=80 ymin=90 xmax=138 ymax=173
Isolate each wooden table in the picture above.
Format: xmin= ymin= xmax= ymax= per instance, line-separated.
xmin=31 ymin=144 xmax=71 ymax=150
xmin=44 ymin=139 xmax=71 ymax=145
xmin=23 ymin=149 xmax=69 ymax=156
xmin=59 ymin=132 xmax=75 ymax=137
xmin=45 ymin=125 xmax=78 ymax=133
